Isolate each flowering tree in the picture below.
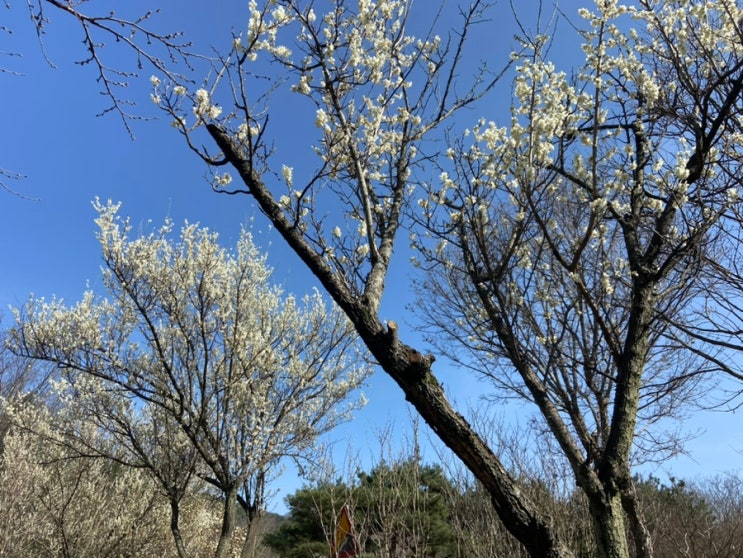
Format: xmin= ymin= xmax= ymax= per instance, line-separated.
xmin=413 ymin=1 xmax=743 ymax=556
xmin=145 ymin=0 xmax=743 ymax=556
xmin=11 ymin=200 xmax=370 ymax=558
xmin=0 ymin=328 xmax=54 ymax=458
xmin=10 ymin=0 xmax=743 ymax=556
xmin=0 ymin=415 xmax=172 ymax=558
xmin=150 ymin=1 xmax=573 ymax=555
xmin=1 ymin=399 xmax=246 ymax=558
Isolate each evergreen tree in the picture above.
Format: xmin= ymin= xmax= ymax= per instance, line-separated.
xmin=265 ymin=460 xmax=456 ymax=558
xmin=264 ymin=481 xmax=348 ymax=558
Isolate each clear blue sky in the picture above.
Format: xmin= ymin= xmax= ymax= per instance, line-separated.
xmin=2 ymin=0 xmax=741 ymax=512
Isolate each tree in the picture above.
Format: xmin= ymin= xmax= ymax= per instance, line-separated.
xmin=412 ymin=1 xmax=743 ymax=556
xmin=263 ymin=481 xmax=347 ymax=558
xmin=1 ymin=396 xmax=251 ymax=558
xmin=11 ymin=200 xmax=370 ymax=558
xmin=265 ymin=458 xmax=457 ymax=558
xmin=9 ymin=0 xmax=743 ymax=556
xmin=143 ymin=1 xmax=743 ymax=556
xmin=0 ymin=405 xmax=172 ymax=558
xmin=355 ymin=459 xmax=456 ymax=558
xmin=0 ymin=328 xmax=53 ymax=458
xmin=634 ymin=475 xmax=743 ymax=558
xmin=154 ymin=1 xmax=571 ymax=555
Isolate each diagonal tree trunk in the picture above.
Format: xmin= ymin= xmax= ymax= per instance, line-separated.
xmin=206 ymin=124 xmax=574 ymax=558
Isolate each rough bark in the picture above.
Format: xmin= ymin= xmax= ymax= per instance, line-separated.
xmin=362 ymin=321 xmax=572 ymax=558
xmin=588 ymin=492 xmax=630 ymax=558
xmin=580 ymin=281 xmax=656 ymax=558
xmin=622 ymin=478 xmax=654 ymax=558
xmin=169 ymin=497 xmax=189 ymax=558
xmin=213 ymin=485 xmax=238 ymax=558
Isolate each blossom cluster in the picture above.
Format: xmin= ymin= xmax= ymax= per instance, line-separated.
xmin=411 ymin=0 xmax=743 ymax=379
xmin=11 ymin=199 xmax=371 ymax=512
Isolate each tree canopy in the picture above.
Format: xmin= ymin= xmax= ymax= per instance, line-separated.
xmin=10 ymin=200 xmax=370 ymax=558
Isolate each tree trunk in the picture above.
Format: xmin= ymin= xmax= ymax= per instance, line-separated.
xmin=622 ymin=479 xmax=654 ymax=558
xmin=239 ymin=509 xmax=259 ymax=558
xmin=588 ymin=491 xmax=630 ymax=558
xmin=213 ymin=485 xmax=238 ymax=558
xmin=363 ymin=323 xmax=573 ymax=558
xmin=169 ymin=497 xmax=189 ymax=558
xmin=207 ymin=123 xmax=574 ymax=558
xmin=580 ymin=468 xmax=653 ymax=558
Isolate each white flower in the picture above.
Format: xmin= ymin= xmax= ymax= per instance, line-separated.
xmin=207 ymin=105 xmax=222 ymax=119
xmin=272 ymin=5 xmax=287 ymax=23
xmin=173 ymin=85 xmax=187 ymax=96
xmin=601 ymin=272 xmax=615 ymax=295
xmin=214 ymin=173 xmax=233 ymax=187
xmin=281 ymin=165 xmax=293 ymax=187
xmin=293 ymin=75 xmax=312 ymax=95
xmin=315 ymin=109 xmax=329 ymax=129
xmin=192 ymin=89 xmax=222 ymax=120
xmin=332 ymin=226 xmax=342 ymax=238
xmin=195 ymin=89 xmax=209 ymax=104
xmin=272 ymin=45 xmax=292 ymax=59
xmin=193 ymin=89 xmax=210 ymax=117
xmin=149 ymin=75 xmax=161 ymax=86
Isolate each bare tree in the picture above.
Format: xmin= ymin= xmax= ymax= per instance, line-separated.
xmin=11 ymin=200 xmax=370 ymax=558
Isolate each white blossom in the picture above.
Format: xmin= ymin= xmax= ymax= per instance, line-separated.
xmin=10 ymin=200 xmax=372 ymax=547
xmin=192 ymin=88 xmax=222 ymax=120
xmin=213 ymin=172 xmax=233 ymax=187
xmin=281 ymin=164 xmax=293 ymax=187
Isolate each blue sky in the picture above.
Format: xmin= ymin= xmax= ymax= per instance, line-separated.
xmin=2 ymin=0 xmax=742 ymax=512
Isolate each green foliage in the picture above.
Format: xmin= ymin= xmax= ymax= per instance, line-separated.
xmin=355 ymin=459 xmax=456 ymax=557
xmin=637 ymin=475 xmax=712 ymax=521
xmin=265 ymin=460 xmax=457 ymax=558
xmin=263 ymin=481 xmax=346 ymax=556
